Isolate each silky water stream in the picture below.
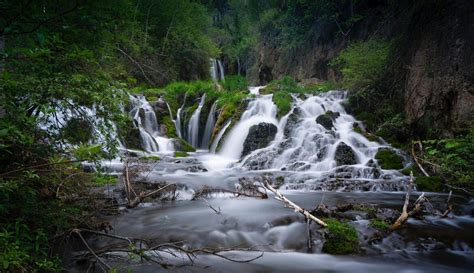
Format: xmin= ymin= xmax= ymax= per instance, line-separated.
xmin=69 ymin=90 xmax=474 ymax=272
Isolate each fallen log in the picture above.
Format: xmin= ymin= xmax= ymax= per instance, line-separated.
xmin=262 ymin=177 xmax=327 ymax=227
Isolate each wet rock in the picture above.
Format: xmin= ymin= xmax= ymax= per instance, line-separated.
xmin=283 ymin=107 xmax=302 ymax=137
xmin=286 ymin=161 xmax=311 ymax=171
xmin=334 ymin=142 xmax=357 ymax=166
xmin=316 ymin=114 xmax=333 ymax=130
xmin=242 ymin=122 xmax=278 ymax=157
xmin=187 ymin=165 xmax=208 ymax=173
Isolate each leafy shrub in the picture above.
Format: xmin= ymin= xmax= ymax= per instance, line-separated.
xmin=331 ymin=38 xmax=392 ymax=89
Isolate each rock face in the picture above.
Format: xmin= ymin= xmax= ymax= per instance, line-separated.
xmin=242 ymin=122 xmax=277 ymax=157
xmin=334 ymin=142 xmax=357 ymax=166
xmin=250 ymin=0 xmax=473 ymax=137
xmin=283 ymin=107 xmax=302 ymax=137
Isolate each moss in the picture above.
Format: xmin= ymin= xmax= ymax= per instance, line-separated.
xmin=161 ymin=115 xmax=177 ymax=138
xmin=322 ymin=219 xmax=359 ymax=255
xmin=370 ymin=218 xmax=389 ymax=231
xmin=415 ymin=176 xmax=442 ymax=192
xmin=91 ymin=173 xmax=117 ymax=186
xmin=274 ymin=176 xmax=285 ymax=188
xmin=174 ymin=151 xmax=189 ymax=157
xmin=118 ymin=117 xmax=142 ymax=150
xmin=176 ymin=138 xmax=195 ymax=152
xmin=353 ymin=204 xmax=376 ymax=218
xmin=273 ymin=91 xmax=292 ymax=118
xmin=375 ymin=149 xmax=403 ymax=169
xmin=139 ymin=156 xmax=161 ymax=161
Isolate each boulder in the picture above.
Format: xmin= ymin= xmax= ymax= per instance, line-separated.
xmin=242 ymin=122 xmax=277 ymax=157
xmin=334 ymin=142 xmax=357 ymax=166
xmin=316 ymin=113 xmax=334 ymax=130
xmin=283 ymin=107 xmax=302 ymax=137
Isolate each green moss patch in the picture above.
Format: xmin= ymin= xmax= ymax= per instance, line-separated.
xmin=370 ymin=218 xmax=389 ymax=231
xmin=322 ymin=219 xmax=359 ymax=255
xmin=139 ymin=156 xmax=161 ymax=161
xmin=174 ymin=151 xmax=189 ymax=157
xmin=415 ymin=176 xmax=442 ymax=192
xmin=375 ymin=149 xmax=403 ymax=169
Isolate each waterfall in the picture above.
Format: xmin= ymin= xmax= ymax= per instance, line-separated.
xmin=201 ymin=100 xmax=218 ymax=149
xmin=239 ymin=91 xmax=389 ymax=180
xmin=210 ymin=58 xmax=218 ymax=81
xmin=249 ymin=86 xmax=265 ymax=95
xmin=210 ymin=120 xmax=231 ymax=153
xmin=175 ymin=93 xmax=187 ymax=139
xmin=129 ymin=95 xmax=174 ymax=153
xmin=219 ymin=94 xmax=277 ymax=159
xmin=217 ymin=59 xmax=225 ymax=81
xmin=187 ymin=94 xmax=206 ymax=148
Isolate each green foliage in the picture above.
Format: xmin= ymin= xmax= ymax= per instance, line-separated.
xmin=322 ymin=219 xmax=359 ymax=255
xmin=370 ymin=219 xmax=389 ymax=231
xmin=261 ymin=76 xmax=309 ymax=117
xmin=91 ymin=173 xmax=117 ymax=186
xmin=331 ymin=38 xmax=392 ymax=89
xmin=420 ymin=131 xmax=474 ymax=190
xmin=221 ymin=75 xmax=248 ymax=92
xmin=415 ymin=176 xmax=442 ymax=192
xmin=375 ymin=149 xmax=404 ymax=170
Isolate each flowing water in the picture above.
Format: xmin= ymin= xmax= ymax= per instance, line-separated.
xmin=201 ymin=100 xmax=218 ymax=149
xmin=187 ymin=94 xmax=206 ymax=148
xmin=71 ymin=90 xmax=474 ymax=272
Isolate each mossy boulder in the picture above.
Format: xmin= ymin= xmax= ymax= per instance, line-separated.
xmin=316 ymin=114 xmax=334 ymax=130
xmin=334 ymin=142 xmax=357 ymax=166
xmin=415 ymin=176 xmax=442 ymax=192
xmin=118 ymin=118 xmax=142 ymax=150
xmin=174 ymin=151 xmax=189 ymax=157
xmin=375 ymin=149 xmax=403 ymax=169
xmin=242 ymin=122 xmax=278 ymax=157
xmin=322 ymin=219 xmax=359 ymax=254
xmin=173 ymin=138 xmax=195 ymax=152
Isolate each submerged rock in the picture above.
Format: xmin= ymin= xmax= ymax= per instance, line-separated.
xmin=242 ymin=122 xmax=277 ymax=157
xmin=334 ymin=142 xmax=357 ymax=166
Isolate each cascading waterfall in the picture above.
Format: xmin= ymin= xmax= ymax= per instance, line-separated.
xmin=217 ymin=59 xmax=225 ymax=81
xmin=187 ymin=94 xmax=206 ymax=148
xmin=210 ymin=120 xmax=231 ymax=153
xmin=219 ymin=94 xmax=278 ymax=159
xmin=175 ymin=93 xmax=187 ymax=139
xmin=210 ymin=58 xmax=218 ymax=81
xmin=129 ymin=95 xmax=174 ymax=153
xmin=201 ymin=100 xmax=218 ymax=149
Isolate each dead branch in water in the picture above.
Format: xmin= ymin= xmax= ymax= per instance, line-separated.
xmin=412 ymin=141 xmax=430 ymax=177
xmin=71 ymin=228 xmax=264 ymax=270
xmin=390 ymin=172 xmax=429 ymax=230
xmin=262 ymin=177 xmax=327 ymax=227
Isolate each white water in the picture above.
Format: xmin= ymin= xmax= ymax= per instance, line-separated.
xmin=248 ymin=86 xmax=265 ymax=95
xmin=210 ymin=120 xmax=232 ymax=153
xmin=201 ymin=100 xmax=218 ymax=149
xmin=175 ymin=93 xmax=187 ymax=139
xmin=219 ymin=94 xmax=278 ymax=159
xmin=187 ymin=94 xmax=206 ymax=148
xmin=210 ymin=59 xmax=218 ymax=82
xmin=217 ymin=59 xmax=225 ymax=81
xmin=210 ymin=58 xmax=225 ymax=82
xmin=129 ymin=95 xmax=174 ymax=153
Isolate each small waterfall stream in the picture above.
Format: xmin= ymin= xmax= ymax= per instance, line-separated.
xmin=129 ymin=95 xmax=174 ymax=153
xmin=201 ymin=100 xmax=218 ymax=149
xmin=187 ymin=94 xmax=206 ymax=148
xmin=210 ymin=120 xmax=231 ymax=153
xmin=219 ymin=94 xmax=278 ymax=159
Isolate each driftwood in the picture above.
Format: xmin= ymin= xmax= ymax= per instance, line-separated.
xmin=262 ymin=178 xmax=327 ymax=227
xmin=412 ymin=141 xmax=430 ymax=177
xmin=390 ymin=172 xmax=429 ymax=230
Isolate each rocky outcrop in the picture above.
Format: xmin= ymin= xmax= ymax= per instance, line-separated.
xmin=250 ymin=0 xmax=473 ymax=137
xmin=242 ymin=122 xmax=277 ymax=157
xmin=334 ymin=142 xmax=357 ymax=166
